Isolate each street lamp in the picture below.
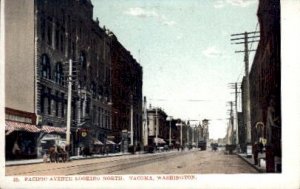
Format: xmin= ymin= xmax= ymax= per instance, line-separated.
xmin=166 ymin=116 xmax=173 ymax=146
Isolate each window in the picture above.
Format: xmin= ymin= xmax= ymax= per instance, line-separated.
xmin=61 ymin=93 xmax=65 ymax=117
xmin=93 ymin=105 xmax=96 ymax=124
xmin=80 ymin=51 xmax=87 ymax=69
xmin=85 ymin=98 xmax=90 ymax=114
xmin=41 ymin=16 xmax=46 ymax=41
xmin=91 ymin=81 xmax=96 ymax=98
xmin=47 ymin=19 xmax=52 ymax=46
xmin=55 ymin=91 xmax=59 ymax=116
xmin=41 ymin=54 xmax=51 ymax=79
xmin=60 ymin=34 xmax=64 ymax=53
xmin=40 ymin=86 xmax=45 ymax=113
xmin=54 ymin=62 xmax=63 ymax=85
xmin=47 ymin=88 xmax=52 ymax=115
xmin=55 ymin=26 xmax=59 ymax=50
xmin=68 ymin=38 xmax=72 ymax=57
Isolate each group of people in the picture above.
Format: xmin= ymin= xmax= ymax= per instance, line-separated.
xmin=11 ymin=138 xmax=35 ymax=159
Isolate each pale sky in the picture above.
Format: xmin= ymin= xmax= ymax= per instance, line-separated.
xmin=92 ymin=0 xmax=259 ymax=139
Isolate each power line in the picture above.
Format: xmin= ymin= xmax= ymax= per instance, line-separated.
xmin=230 ymin=31 xmax=260 ymax=144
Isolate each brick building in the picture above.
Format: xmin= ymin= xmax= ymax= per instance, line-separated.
xmin=4 ymin=0 xmax=126 ymax=158
xmin=249 ymin=0 xmax=281 ymax=172
xmin=110 ymin=34 xmax=143 ymax=151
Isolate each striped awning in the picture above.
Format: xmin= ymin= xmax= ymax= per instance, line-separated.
xmin=106 ymin=140 xmax=116 ymax=145
xmin=93 ymin=138 xmax=103 ymax=145
xmin=41 ymin=125 xmax=66 ymax=134
xmin=5 ymin=120 xmax=41 ymax=135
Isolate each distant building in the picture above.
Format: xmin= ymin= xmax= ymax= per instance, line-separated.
xmin=146 ymin=106 xmax=167 ymax=147
xmin=202 ymin=119 xmax=209 ymax=143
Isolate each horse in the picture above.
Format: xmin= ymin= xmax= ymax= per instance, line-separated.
xmin=56 ymin=146 xmax=67 ymax=162
xmin=48 ymin=146 xmax=67 ymax=163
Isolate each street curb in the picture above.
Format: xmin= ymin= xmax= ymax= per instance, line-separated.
xmin=235 ymin=153 xmax=265 ymax=173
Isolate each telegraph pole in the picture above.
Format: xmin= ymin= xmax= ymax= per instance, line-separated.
xmin=66 ymin=59 xmax=73 ymax=159
xmin=235 ymin=83 xmax=239 ymax=145
xmin=231 ymin=31 xmax=259 ymax=147
xmin=155 ymin=108 xmax=158 ymax=147
xmin=229 ymin=82 xmax=241 ymax=149
xmin=130 ymin=94 xmax=134 ymax=146
xmin=229 ymin=101 xmax=234 ymax=144
xmin=143 ymin=96 xmax=148 ymax=147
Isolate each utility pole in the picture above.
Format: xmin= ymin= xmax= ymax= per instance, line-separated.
xmin=229 ymin=101 xmax=234 ymax=144
xmin=66 ymin=59 xmax=73 ymax=158
xmin=229 ymin=83 xmax=241 ymax=149
xmin=130 ymin=94 xmax=134 ymax=146
xmin=143 ymin=96 xmax=148 ymax=147
xmin=155 ymin=108 xmax=158 ymax=147
xmin=231 ymin=31 xmax=259 ymax=146
xmin=235 ymin=83 xmax=239 ymax=146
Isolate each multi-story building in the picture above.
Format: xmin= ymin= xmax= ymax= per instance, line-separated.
xmin=4 ymin=0 xmax=118 ymax=159
xmin=110 ymin=34 xmax=143 ymax=151
xmin=249 ymin=0 xmax=281 ymax=172
xmin=146 ymin=106 xmax=167 ymax=147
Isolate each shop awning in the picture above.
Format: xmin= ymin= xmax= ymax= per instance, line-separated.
xmin=106 ymin=140 xmax=116 ymax=145
xmin=5 ymin=120 xmax=41 ymax=135
xmin=93 ymin=138 xmax=103 ymax=145
xmin=41 ymin=125 xmax=66 ymax=134
xmin=154 ymin=137 xmax=166 ymax=144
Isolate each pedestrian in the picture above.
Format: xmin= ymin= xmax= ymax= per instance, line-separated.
xmin=12 ymin=140 xmax=21 ymax=159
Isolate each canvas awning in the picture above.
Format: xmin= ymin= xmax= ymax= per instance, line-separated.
xmin=106 ymin=140 xmax=116 ymax=145
xmin=154 ymin=137 xmax=166 ymax=144
xmin=93 ymin=138 xmax=103 ymax=145
xmin=41 ymin=125 xmax=66 ymax=134
xmin=5 ymin=120 xmax=41 ymax=135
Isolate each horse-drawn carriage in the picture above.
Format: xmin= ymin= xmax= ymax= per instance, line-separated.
xmin=47 ymin=146 xmax=68 ymax=163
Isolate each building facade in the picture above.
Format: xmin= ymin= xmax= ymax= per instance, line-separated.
xmin=146 ymin=107 xmax=167 ymax=147
xmin=4 ymin=0 xmax=141 ymax=159
xmin=249 ymin=0 xmax=281 ymax=172
xmin=110 ymin=34 xmax=143 ymax=151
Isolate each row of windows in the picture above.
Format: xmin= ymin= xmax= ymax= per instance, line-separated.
xmin=40 ymin=86 xmax=65 ymax=118
xmin=40 ymin=12 xmax=110 ymax=62
xmin=92 ymin=106 xmax=111 ymax=130
xmin=41 ymin=54 xmax=64 ymax=85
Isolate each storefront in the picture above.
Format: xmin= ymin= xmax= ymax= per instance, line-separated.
xmin=5 ymin=120 xmax=40 ymax=160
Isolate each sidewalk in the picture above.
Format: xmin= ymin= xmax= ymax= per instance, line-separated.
xmin=236 ymin=153 xmax=266 ymax=173
xmin=5 ymin=152 xmax=131 ymax=166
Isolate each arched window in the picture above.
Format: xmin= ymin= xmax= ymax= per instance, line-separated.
xmin=41 ymin=54 xmax=51 ymax=79
xmin=54 ymin=62 xmax=64 ymax=85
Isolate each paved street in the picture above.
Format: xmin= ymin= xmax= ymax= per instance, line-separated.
xmin=6 ymin=149 xmax=258 ymax=176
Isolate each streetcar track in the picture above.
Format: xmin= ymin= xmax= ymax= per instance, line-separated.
xmin=7 ymin=151 xmax=197 ymax=176
xmin=68 ymin=152 xmax=180 ymax=175
xmin=71 ymin=152 xmax=183 ymax=175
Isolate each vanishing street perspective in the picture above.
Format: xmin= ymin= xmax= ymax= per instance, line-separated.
xmin=3 ymin=0 xmax=281 ymax=175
